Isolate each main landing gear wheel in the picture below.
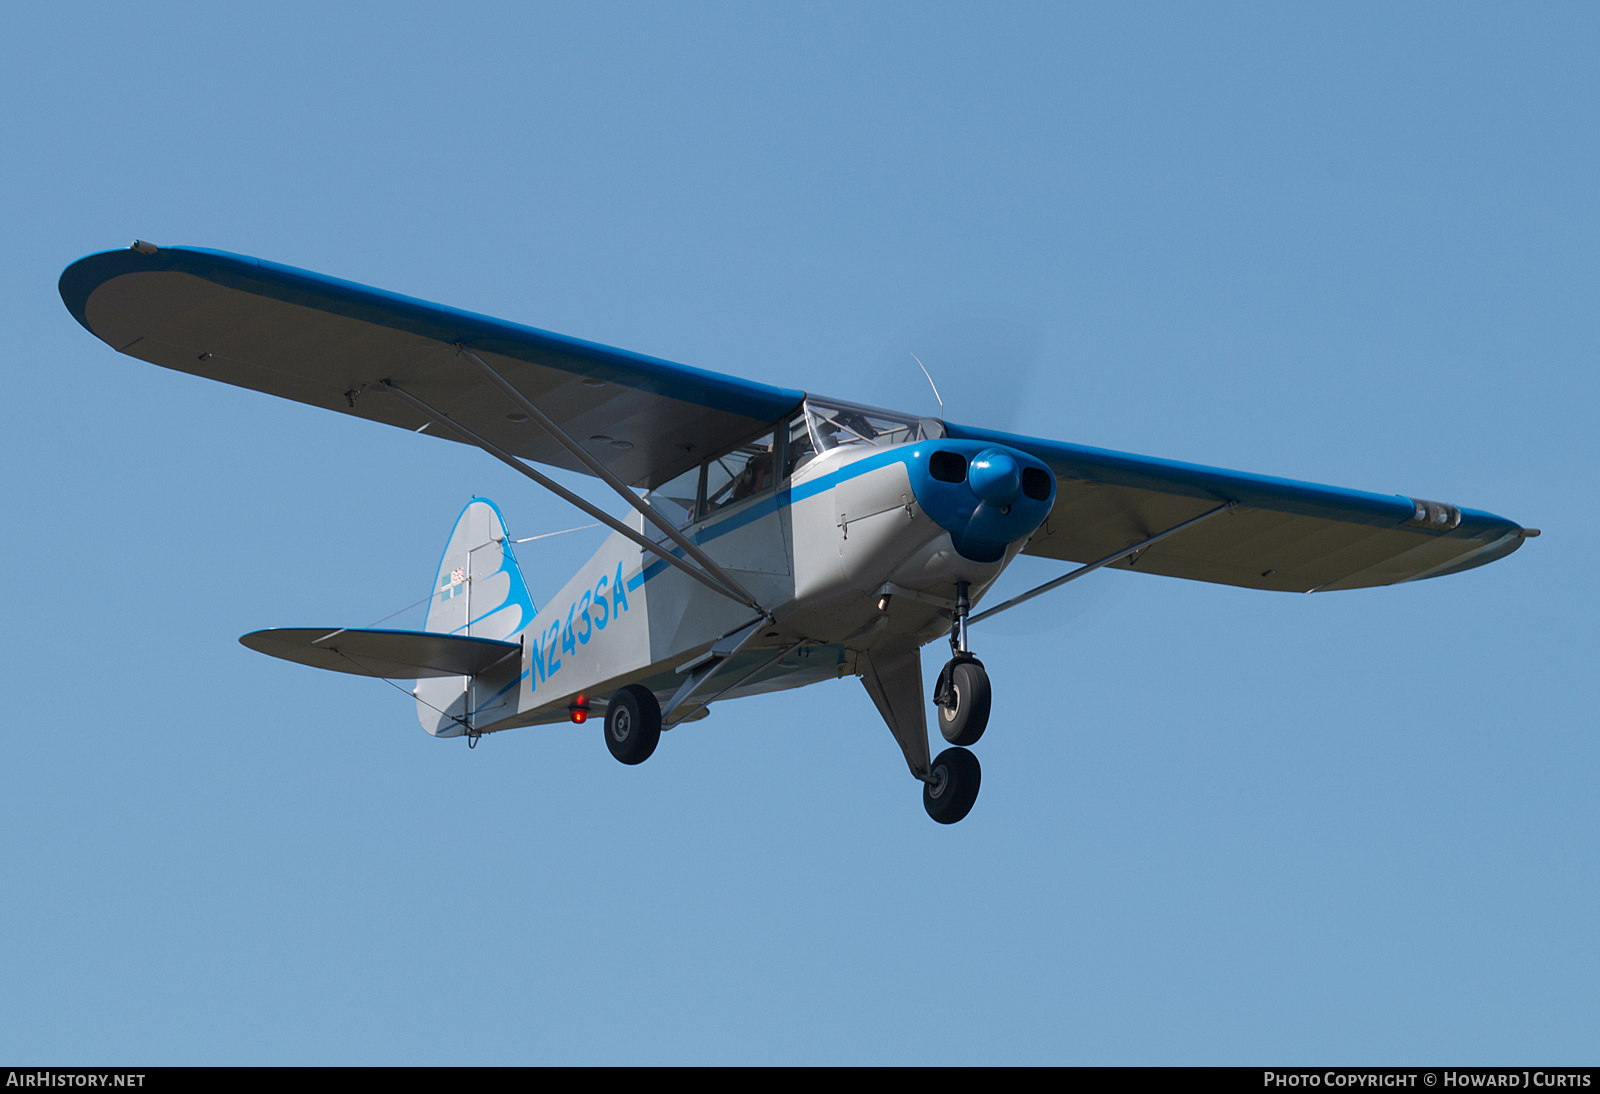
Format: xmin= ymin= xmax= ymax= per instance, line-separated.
xmin=604 ymin=684 xmax=661 ymax=765
xmin=935 ymin=657 xmax=991 ymax=746
xmin=923 ymin=746 xmax=981 ymax=824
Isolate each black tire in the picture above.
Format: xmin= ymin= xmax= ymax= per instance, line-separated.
xmin=936 ymin=659 xmax=991 ymax=746
xmin=604 ymin=684 xmax=661 ymax=765
xmin=923 ymin=746 xmax=982 ymax=824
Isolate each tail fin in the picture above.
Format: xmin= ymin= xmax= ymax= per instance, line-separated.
xmin=417 ymin=499 xmax=535 ymax=737
xmin=425 ymin=498 xmax=536 ymax=640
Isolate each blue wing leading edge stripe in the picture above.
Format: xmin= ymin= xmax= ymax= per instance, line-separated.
xmin=58 ymin=246 xmax=806 ymax=423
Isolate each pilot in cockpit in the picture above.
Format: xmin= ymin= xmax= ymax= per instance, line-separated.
xmin=730 ymin=448 xmax=774 ymax=502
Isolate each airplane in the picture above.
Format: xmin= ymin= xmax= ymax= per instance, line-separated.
xmin=59 ymin=241 xmax=1538 ymax=823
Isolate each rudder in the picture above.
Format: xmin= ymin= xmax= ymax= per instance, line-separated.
xmin=425 ymin=498 xmax=535 ymax=640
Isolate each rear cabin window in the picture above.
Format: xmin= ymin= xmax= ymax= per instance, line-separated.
xmin=646 ymin=462 xmax=703 ymax=528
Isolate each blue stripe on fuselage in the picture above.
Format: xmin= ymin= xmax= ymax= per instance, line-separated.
xmin=630 ymin=445 xmax=918 ymax=588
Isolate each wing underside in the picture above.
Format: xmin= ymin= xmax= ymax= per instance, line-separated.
xmin=60 ymin=246 xmax=804 ymax=489
xmin=945 ymin=423 xmax=1529 ymax=592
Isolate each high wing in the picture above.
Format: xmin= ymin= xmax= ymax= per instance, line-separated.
xmin=62 ymin=243 xmax=1531 ymax=595
xmin=59 ymin=245 xmax=804 ymax=489
xmin=945 ymin=423 xmax=1532 ymax=592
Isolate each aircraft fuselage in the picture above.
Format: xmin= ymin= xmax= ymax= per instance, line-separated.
xmin=415 ymin=431 xmax=1055 ymax=737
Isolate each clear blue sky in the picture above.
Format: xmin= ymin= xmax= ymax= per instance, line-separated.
xmin=3 ymin=2 xmax=1595 ymax=1064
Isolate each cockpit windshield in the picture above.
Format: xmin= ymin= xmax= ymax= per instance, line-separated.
xmin=802 ymin=396 xmax=942 ymax=457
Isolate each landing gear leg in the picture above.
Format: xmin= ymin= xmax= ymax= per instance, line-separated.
xmin=933 ymin=581 xmax=991 ymax=746
xmin=860 ymin=639 xmax=985 ymax=826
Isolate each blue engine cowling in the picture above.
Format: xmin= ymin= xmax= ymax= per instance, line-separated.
xmin=902 ymin=440 xmax=1056 ymax=563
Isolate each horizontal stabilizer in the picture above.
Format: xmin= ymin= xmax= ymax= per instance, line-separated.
xmin=240 ymin=628 xmax=520 ymax=679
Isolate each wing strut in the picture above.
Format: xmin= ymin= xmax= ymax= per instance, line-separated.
xmin=673 ymin=640 xmax=809 ymax=726
xmin=456 ymin=346 xmax=764 ymax=612
xmin=661 ymin=618 xmax=765 ymax=724
xmin=377 ymin=381 xmax=767 ymax=614
xmin=970 ymin=502 xmax=1236 ymax=625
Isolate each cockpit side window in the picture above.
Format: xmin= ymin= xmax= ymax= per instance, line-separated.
xmin=648 ymin=400 xmax=940 ymax=526
xmin=699 ymin=431 xmax=777 ymax=518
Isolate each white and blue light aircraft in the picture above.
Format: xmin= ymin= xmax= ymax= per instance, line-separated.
xmin=60 ymin=242 xmax=1537 ymax=823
